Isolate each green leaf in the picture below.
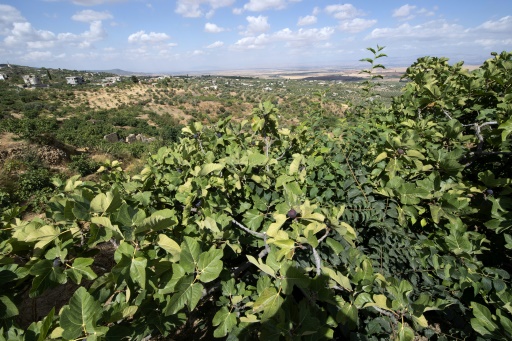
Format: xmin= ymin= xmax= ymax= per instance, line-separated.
xmin=248 ymin=152 xmax=268 ymax=167
xmin=471 ymin=302 xmax=498 ymax=335
xmin=157 ymin=234 xmax=181 ymax=262
xmin=266 ymin=213 xmax=287 ymax=237
xmin=289 ymin=154 xmax=304 ymax=175
xmin=0 ymin=295 xmax=19 ymax=319
xmin=197 ymin=249 xmax=223 ymax=283
xmin=322 ymin=267 xmax=352 ymax=291
xmin=29 ymin=259 xmax=67 ymax=298
xmin=25 ymin=225 xmax=61 ymax=252
xmin=180 ymin=236 xmax=201 ymax=273
xmin=243 ymin=209 xmax=264 ymax=231
xmin=499 ymin=117 xmax=512 ymax=141
xmin=397 ymin=324 xmax=414 ymax=341
xmin=130 ymin=257 xmax=147 ymax=289
xmin=90 ymin=190 xmax=122 ymax=213
xmin=253 ymin=287 xmax=283 ymax=319
xmin=200 ymin=163 xmax=224 ymax=176
xmin=247 ymin=255 xmax=275 ymax=277
xmin=60 ymin=287 xmax=103 ymax=340
xmin=165 ymin=276 xmax=203 ymax=315
xmin=159 ymin=264 xmax=186 ymax=294
xmin=326 ymin=237 xmax=344 ymax=254
xmin=65 ymin=258 xmax=97 ymax=284
xmin=336 ymin=301 xmax=358 ymax=330
xmin=397 ymin=183 xmax=430 ymax=205
xmin=374 ymin=152 xmax=387 ymax=163
xmin=212 ymin=306 xmax=237 ymax=338
xmin=445 ymin=231 xmax=472 ymax=255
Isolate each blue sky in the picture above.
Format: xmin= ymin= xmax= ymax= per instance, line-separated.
xmin=1 ymin=0 xmax=511 ymax=72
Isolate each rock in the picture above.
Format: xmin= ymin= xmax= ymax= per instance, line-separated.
xmin=103 ymin=133 xmax=119 ymax=142
xmin=37 ymin=145 xmax=68 ymax=165
xmin=126 ymin=134 xmax=137 ymax=143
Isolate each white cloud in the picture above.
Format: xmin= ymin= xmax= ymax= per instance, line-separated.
xmin=312 ymin=7 xmax=320 ymax=16
xmin=393 ymin=4 xmax=416 ymax=18
xmin=366 ymin=20 xmax=465 ymax=41
xmin=474 ymin=16 xmax=512 ymax=33
xmin=4 ymin=22 xmax=56 ymax=47
xmin=297 ymin=15 xmax=317 ymax=26
xmin=274 ymin=27 xmax=334 ymax=46
xmin=0 ymin=4 xmax=26 ymax=35
xmin=243 ymin=0 xmax=299 ymax=12
xmin=475 ymin=38 xmax=512 ymax=47
xmin=234 ymin=26 xmax=334 ymax=50
xmin=233 ymin=34 xmax=269 ymax=49
xmin=417 ymin=8 xmax=435 ymax=17
xmin=46 ymin=0 xmax=129 ymax=5
xmin=72 ymin=10 xmax=113 ymax=22
xmin=128 ymin=30 xmax=170 ymax=43
xmin=21 ymin=50 xmax=65 ymax=61
xmin=175 ymin=0 xmax=235 ymax=18
xmin=233 ymin=8 xmax=243 ymax=15
xmin=206 ymin=40 xmax=224 ymax=48
xmin=325 ymin=4 xmax=364 ymax=20
xmin=339 ymin=18 xmax=376 ymax=33
xmin=242 ymin=15 xmax=270 ymax=35
xmin=192 ymin=49 xmax=204 ymax=55
xmin=204 ymin=22 xmax=226 ymax=33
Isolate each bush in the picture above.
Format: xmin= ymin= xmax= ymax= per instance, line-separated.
xmin=15 ymin=167 xmax=54 ymax=202
xmin=68 ymin=154 xmax=99 ymax=176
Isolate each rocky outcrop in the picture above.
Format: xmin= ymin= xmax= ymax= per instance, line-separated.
xmin=0 ymin=145 xmax=67 ymax=166
xmin=103 ymin=133 xmax=119 ymax=142
xmin=37 ymin=145 xmax=68 ymax=165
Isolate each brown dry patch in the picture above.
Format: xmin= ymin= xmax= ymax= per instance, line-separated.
xmin=0 ymin=132 xmax=25 ymax=151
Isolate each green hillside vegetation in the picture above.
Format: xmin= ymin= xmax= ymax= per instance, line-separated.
xmin=0 ymin=48 xmax=511 ymax=340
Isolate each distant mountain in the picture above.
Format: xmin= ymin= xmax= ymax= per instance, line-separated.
xmin=86 ymin=68 xmax=153 ymax=76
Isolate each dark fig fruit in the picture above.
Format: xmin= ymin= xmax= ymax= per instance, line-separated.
xmin=287 ymin=209 xmax=298 ymax=219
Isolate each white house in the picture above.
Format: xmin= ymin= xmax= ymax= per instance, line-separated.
xmin=0 ymin=73 xmax=7 ymax=81
xmin=66 ymin=76 xmax=85 ymax=85
xmin=22 ymin=75 xmax=41 ymax=86
xmin=102 ymin=76 xmax=121 ymax=84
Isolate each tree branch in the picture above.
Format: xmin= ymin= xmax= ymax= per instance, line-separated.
xmin=311 ymin=246 xmax=322 ymax=276
xmin=231 ymin=219 xmax=269 ymax=258
xmin=231 ymin=219 xmax=265 ymax=238
xmin=318 ymin=228 xmax=330 ymax=243
xmin=442 ymin=109 xmax=453 ymax=120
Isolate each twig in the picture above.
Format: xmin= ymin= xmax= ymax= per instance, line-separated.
xmin=197 ymin=138 xmax=205 ymax=154
xmin=203 ymin=247 xmax=270 ymax=297
xmin=311 ymin=246 xmax=322 ymax=276
xmin=473 ymin=121 xmax=498 ymax=151
xmin=318 ymin=228 xmax=330 ymax=243
xmin=231 ymin=219 xmax=265 ymax=238
xmin=442 ymin=109 xmax=453 ymax=120
xmin=263 ymin=232 xmax=270 ymax=254
xmin=371 ymin=306 xmax=398 ymax=324
xmin=276 ymin=143 xmax=292 ymax=161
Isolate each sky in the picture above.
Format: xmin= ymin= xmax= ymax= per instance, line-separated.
xmin=0 ymin=0 xmax=511 ymax=73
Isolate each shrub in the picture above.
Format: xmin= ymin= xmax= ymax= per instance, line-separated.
xmin=68 ymin=154 xmax=99 ymax=176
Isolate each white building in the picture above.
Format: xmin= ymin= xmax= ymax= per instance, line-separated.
xmin=66 ymin=76 xmax=85 ymax=85
xmin=22 ymin=75 xmax=41 ymax=86
xmin=102 ymin=76 xmax=121 ymax=84
xmin=0 ymin=73 xmax=7 ymax=81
